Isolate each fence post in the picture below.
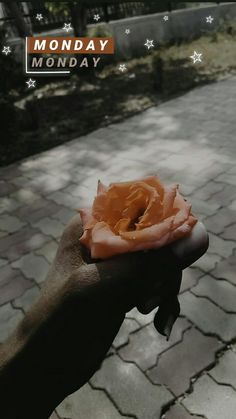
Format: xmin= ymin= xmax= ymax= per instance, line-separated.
xmin=103 ymin=3 xmax=109 ymax=22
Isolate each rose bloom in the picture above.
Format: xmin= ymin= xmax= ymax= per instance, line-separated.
xmin=79 ymin=176 xmax=197 ymax=260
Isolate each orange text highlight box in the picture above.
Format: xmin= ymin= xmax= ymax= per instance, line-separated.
xmin=27 ymin=37 xmax=114 ymax=54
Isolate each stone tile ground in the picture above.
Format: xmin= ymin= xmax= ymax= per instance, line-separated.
xmin=0 ymin=78 xmax=236 ymax=418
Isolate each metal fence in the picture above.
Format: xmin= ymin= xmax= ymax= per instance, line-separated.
xmin=0 ymin=2 xmax=220 ymax=35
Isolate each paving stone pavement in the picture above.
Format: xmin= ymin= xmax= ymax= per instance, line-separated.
xmin=1 ymin=77 xmax=236 ymax=418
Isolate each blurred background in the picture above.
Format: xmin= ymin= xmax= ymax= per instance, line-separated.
xmin=0 ymin=2 xmax=236 ymax=419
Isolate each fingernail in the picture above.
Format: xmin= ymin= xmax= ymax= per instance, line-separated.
xmin=163 ymin=315 xmax=176 ymax=341
xmin=137 ymin=296 xmax=160 ymax=314
xmin=153 ymin=297 xmax=180 ymax=337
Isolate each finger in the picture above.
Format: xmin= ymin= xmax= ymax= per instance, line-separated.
xmin=71 ymin=222 xmax=208 ymax=314
xmin=171 ymin=221 xmax=209 ymax=269
xmin=137 ymin=265 xmax=182 ymax=314
xmin=95 ymin=245 xmax=182 ymax=314
xmin=154 ymin=295 xmax=181 ymax=339
xmin=137 ymin=222 xmax=208 ymax=314
xmin=47 ymin=214 xmax=86 ymax=283
xmin=137 ymin=295 xmax=161 ymax=314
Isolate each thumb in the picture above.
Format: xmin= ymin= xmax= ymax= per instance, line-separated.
xmin=68 ymin=222 xmax=208 ymax=314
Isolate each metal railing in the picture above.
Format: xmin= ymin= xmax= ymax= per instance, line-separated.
xmin=0 ymin=2 xmax=221 ymax=35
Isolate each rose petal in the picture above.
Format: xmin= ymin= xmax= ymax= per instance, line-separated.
xmin=143 ymin=176 xmax=165 ymax=200
xmin=79 ymin=208 xmax=96 ymax=229
xmin=162 ymin=184 xmax=178 ymax=218
xmin=97 ymin=180 xmax=108 ymax=195
xmin=91 ymin=222 xmax=135 ymax=259
xmin=120 ymin=216 xmax=174 ymax=242
xmin=79 ymin=176 xmax=198 ymax=259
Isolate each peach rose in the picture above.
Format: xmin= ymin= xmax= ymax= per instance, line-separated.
xmin=79 ymin=176 xmax=197 ymax=260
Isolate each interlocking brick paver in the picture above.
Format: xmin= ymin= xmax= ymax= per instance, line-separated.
xmin=0 ymin=165 xmax=22 ymax=181
xmin=180 ymin=292 xmax=236 ymax=342
xmin=0 ymin=226 xmax=51 ymax=261
xmin=49 ymin=190 xmax=82 ymax=209
xmin=91 ymin=355 xmax=173 ymax=418
xmin=57 ymin=384 xmax=130 ymax=419
xmin=192 ymin=180 xmax=224 ymax=201
xmin=209 ymin=349 xmax=236 ymax=389
xmin=0 ymin=196 xmax=21 ymax=215
xmin=36 ymin=240 xmax=58 ymax=263
xmin=10 ymin=188 xmax=40 ymax=204
xmin=33 ymin=217 xmax=64 ymax=239
xmin=148 ymin=327 xmax=223 ymax=396
xmin=0 ymin=214 xmax=26 ymax=233
xmin=0 ymin=231 xmax=7 ymax=239
xmin=211 ymin=253 xmax=236 ymax=285
xmin=49 ymin=412 xmax=59 ymax=419
xmin=0 ymin=264 xmax=33 ymax=306
xmin=204 ymin=207 xmax=236 ymax=235
xmin=126 ymin=307 xmax=156 ymax=326
xmin=119 ymin=318 xmax=190 ymax=371
xmin=207 ymin=232 xmax=236 ymax=259
xmin=192 ymin=252 xmax=221 ymax=272
xmin=164 ymin=403 xmax=200 ymax=419
xmin=12 ymin=199 xmax=62 ymax=224
xmin=208 ymin=183 xmax=236 ymax=207
xmin=0 ymin=303 xmax=24 ymax=342
xmin=0 ymin=258 xmax=8 ymax=267
xmin=0 ymin=180 xmax=16 ymax=197
xmin=192 ymin=275 xmax=236 ymax=312
xmin=180 ymin=267 xmax=204 ymax=293
xmin=14 ymin=286 xmax=40 ymax=312
xmin=51 ymin=207 xmax=75 ymax=225
xmin=12 ymin=253 xmax=49 ymax=284
xmin=182 ymin=374 xmax=236 ymax=419
xmin=216 ymin=172 xmax=236 ymax=186
xmin=27 ymin=172 xmax=71 ymax=194
xmin=221 ymin=223 xmax=236 ymax=241
xmin=113 ymin=318 xmax=140 ymax=349
xmin=190 ymin=198 xmax=220 ymax=217
xmin=9 ymin=175 xmax=30 ymax=189
xmin=229 ymin=199 xmax=236 ymax=210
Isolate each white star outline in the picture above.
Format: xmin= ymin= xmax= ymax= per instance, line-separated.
xmin=125 ymin=28 xmax=131 ymax=34
xmin=190 ymin=51 xmax=203 ymax=64
xmin=26 ymin=78 xmax=36 ymax=88
xmin=94 ymin=14 xmax=101 ymax=22
xmin=163 ymin=15 xmax=169 ymax=21
xmin=119 ymin=64 xmax=127 ymax=72
xmin=206 ymin=15 xmax=214 ymax=24
xmin=62 ymin=22 xmax=72 ymax=32
xmin=36 ymin=13 xmax=43 ymax=21
xmin=2 ymin=46 xmax=11 ymax=55
xmin=144 ymin=39 xmax=154 ymax=50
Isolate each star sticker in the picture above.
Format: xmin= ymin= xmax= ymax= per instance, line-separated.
xmin=26 ymin=78 xmax=36 ymax=88
xmin=206 ymin=15 xmax=214 ymax=24
xmin=163 ymin=15 xmax=169 ymax=21
xmin=62 ymin=22 xmax=72 ymax=32
xmin=125 ymin=28 xmax=131 ymax=34
xmin=36 ymin=13 xmax=43 ymax=21
xmin=94 ymin=14 xmax=100 ymax=21
xmin=119 ymin=64 xmax=127 ymax=72
xmin=2 ymin=46 xmax=11 ymax=55
xmin=190 ymin=51 xmax=203 ymax=64
xmin=144 ymin=39 xmax=154 ymax=50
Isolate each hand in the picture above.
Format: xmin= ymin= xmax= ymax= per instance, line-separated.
xmin=0 ymin=214 xmax=208 ymax=419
